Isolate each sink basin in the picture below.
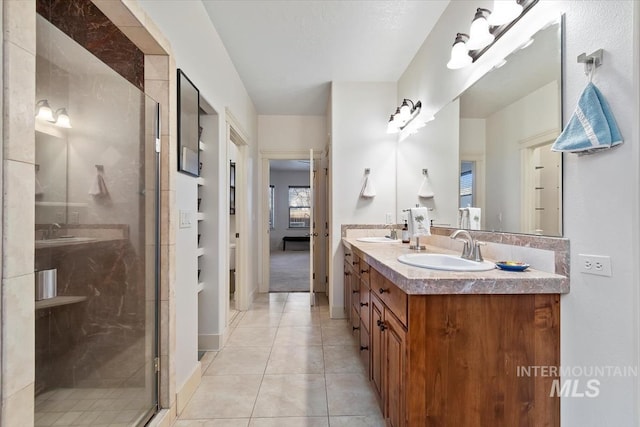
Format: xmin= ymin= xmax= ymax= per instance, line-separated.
xmin=398 ymin=253 xmax=495 ymax=272
xmin=36 ymin=237 xmax=97 ymax=246
xmin=356 ymin=237 xmax=400 ymax=243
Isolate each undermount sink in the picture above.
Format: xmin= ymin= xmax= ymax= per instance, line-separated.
xmin=356 ymin=237 xmax=400 ymax=243
xmin=398 ymin=253 xmax=495 ymax=272
xmin=36 ymin=236 xmax=97 ymax=245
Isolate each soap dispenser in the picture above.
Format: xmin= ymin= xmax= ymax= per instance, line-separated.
xmin=401 ymin=220 xmax=410 ymax=243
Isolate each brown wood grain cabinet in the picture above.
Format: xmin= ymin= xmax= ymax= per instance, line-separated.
xmin=344 ymin=250 xmax=560 ymax=427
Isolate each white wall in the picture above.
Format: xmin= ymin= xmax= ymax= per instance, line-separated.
xmin=330 ymin=82 xmax=397 ymax=315
xmin=259 ymin=115 xmax=326 ymax=153
xmin=484 ymin=80 xmax=559 ymax=232
xmin=174 ymin=172 xmax=198 ymax=387
xmin=396 ymin=99 xmax=460 ymax=227
xmin=138 ymin=0 xmax=258 ymax=393
xmin=397 ymin=1 xmax=640 ymax=424
xmin=269 ymin=169 xmax=310 ymax=251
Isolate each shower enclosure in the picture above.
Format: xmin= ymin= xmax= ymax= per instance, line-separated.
xmin=34 ymin=14 xmax=159 ymax=426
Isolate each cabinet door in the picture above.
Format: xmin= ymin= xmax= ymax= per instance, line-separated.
xmin=370 ymin=295 xmax=384 ymax=400
xmin=384 ymin=309 xmax=407 ymax=427
xmin=343 ymin=262 xmax=352 ymax=319
xmin=359 ymin=324 xmax=370 ymax=374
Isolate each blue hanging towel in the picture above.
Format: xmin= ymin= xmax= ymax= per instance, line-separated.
xmin=551 ymin=82 xmax=623 ymax=154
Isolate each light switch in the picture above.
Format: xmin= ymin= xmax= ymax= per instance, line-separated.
xmin=179 ymin=210 xmax=193 ymax=228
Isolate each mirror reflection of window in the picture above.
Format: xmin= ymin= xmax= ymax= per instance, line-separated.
xmin=288 ymin=186 xmax=311 ymax=228
xmin=460 ymin=161 xmax=475 ymax=208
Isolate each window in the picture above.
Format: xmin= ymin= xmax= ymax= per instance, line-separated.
xmin=288 ymin=186 xmax=311 ymax=228
xmin=268 ymin=185 xmax=275 ymax=230
xmin=460 ymin=161 xmax=474 ymax=208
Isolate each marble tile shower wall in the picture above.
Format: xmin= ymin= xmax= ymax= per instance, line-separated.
xmin=34 ymin=239 xmax=147 ymax=394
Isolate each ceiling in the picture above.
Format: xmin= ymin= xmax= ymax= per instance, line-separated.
xmin=202 ymin=0 xmax=449 ymax=115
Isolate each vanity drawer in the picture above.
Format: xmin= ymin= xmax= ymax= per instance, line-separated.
xmin=371 ymin=268 xmax=407 ymax=326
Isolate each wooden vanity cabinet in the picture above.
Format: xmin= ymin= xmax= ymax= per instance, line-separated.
xmin=370 ymin=290 xmax=407 ymax=427
xmin=346 ymin=253 xmax=374 ymax=375
xmin=344 ymin=249 xmax=560 ymax=427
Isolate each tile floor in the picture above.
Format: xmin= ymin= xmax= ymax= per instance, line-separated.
xmin=175 ymin=292 xmax=385 ymax=426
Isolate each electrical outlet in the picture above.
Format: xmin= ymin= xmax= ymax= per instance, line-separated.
xmin=578 ymin=254 xmax=612 ymax=277
xmin=385 ymin=213 xmax=393 ymax=224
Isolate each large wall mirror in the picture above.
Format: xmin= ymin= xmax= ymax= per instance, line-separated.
xmin=397 ymin=17 xmax=563 ymax=236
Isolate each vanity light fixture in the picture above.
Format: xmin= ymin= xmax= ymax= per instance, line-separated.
xmin=446 ymin=0 xmax=539 ymax=69
xmin=54 ymin=108 xmax=72 ymax=128
xmin=466 ymin=8 xmax=494 ymax=51
xmin=387 ymin=99 xmax=422 ymax=134
xmin=35 ymin=99 xmax=55 ymax=122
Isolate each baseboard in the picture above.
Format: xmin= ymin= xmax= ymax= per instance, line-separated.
xmin=330 ymin=305 xmax=347 ymax=319
xmin=176 ymin=362 xmax=202 ymax=415
xmin=146 ymin=406 xmax=176 ymax=427
xmin=199 ymin=333 xmax=222 ymax=351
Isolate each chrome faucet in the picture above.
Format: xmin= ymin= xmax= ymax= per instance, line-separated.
xmin=43 ymin=223 xmax=61 ymax=240
xmin=450 ymin=229 xmax=485 ymax=262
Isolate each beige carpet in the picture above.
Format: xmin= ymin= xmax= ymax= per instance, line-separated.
xmin=269 ymin=250 xmax=310 ymax=292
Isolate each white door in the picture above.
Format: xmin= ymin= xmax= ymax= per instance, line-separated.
xmin=309 ymin=149 xmax=316 ymax=306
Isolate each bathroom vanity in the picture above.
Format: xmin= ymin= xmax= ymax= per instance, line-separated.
xmin=343 ymin=231 xmax=568 ymax=427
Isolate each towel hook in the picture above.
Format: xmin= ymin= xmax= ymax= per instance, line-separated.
xmin=577 ymin=49 xmax=603 ymax=79
xmin=422 ymin=168 xmax=428 ymax=176
xmin=95 ymin=164 xmax=104 ymax=172
xmin=364 ymin=168 xmax=371 ymax=175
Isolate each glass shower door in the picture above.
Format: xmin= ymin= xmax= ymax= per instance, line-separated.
xmin=34 ymin=15 xmax=159 ymax=426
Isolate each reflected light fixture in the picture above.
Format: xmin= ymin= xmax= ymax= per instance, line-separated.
xmin=35 ymin=99 xmax=54 ymax=122
xmin=387 ymin=99 xmax=421 ymax=134
xmin=488 ymin=0 xmax=523 ymax=26
xmin=446 ymin=33 xmax=472 ymax=70
xmin=54 ymin=108 xmax=72 ymax=128
xmin=466 ymin=8 xmax=494 ymax=50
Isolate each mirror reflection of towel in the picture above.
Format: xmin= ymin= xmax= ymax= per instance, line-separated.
xmin=35 ymin=177 xmax=44 ymax=197
xmin=89 ymin=172 xmax=110 ymax=198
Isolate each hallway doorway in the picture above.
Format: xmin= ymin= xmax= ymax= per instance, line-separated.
xmin=268 ymin=159 xmax=312 ymax=293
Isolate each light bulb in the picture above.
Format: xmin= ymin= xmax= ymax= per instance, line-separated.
xmin=467 ymin=9 xmax=495 ymax=50
xmin=447 ymin=35 xmax=472 ymax=69
xmin=387 ymin=115 xmax=399 ymax=134
xmin=487 ymin=0 xmax=523 ymax=26
xmin=399 ymin=100 xmax=412 ymax=121
xmin=54 ymin=108 xmax=72 ymax=128
xmin=35 ymin=99 xmax=55 ymax=122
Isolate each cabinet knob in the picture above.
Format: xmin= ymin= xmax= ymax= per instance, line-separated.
xmin=360 ymin=269 xmax=369 ymax=274
xmin=377 ymin=319 xmax=387 ymax=331
xmin=360 ymin=302 xmax=368 ymax=307
xmin=379 ymin=288 xmax=388 ymax=294
xmin=360 ymin=345 xmax=369 ymax=351
xmin=352 ymin=326 xmax=360 ymax=331
xmin=352 ymin=261 xmax=358 ymax=266
xmin=352 ymin=290 xmax=359 ymax=294
xmin=344 ymin=272 xmax=351 ymax=276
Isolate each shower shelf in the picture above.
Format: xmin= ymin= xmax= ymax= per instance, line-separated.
xmin=35 ymin=296 xmax=87 ymax=310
